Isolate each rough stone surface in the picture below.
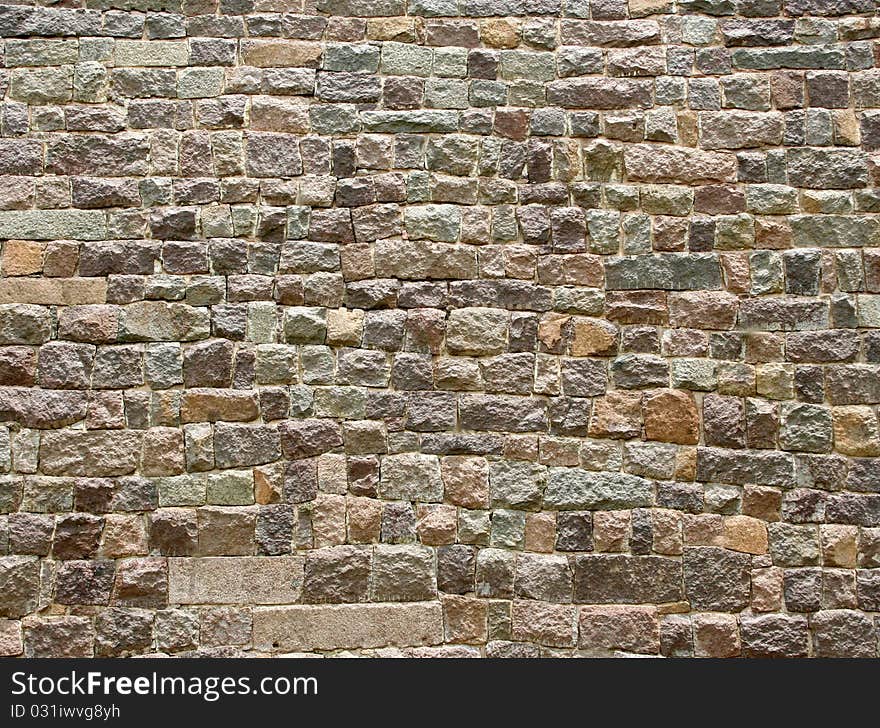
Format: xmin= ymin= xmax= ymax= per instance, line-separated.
xmin=0 ymin=0 xmax=877 ymax=660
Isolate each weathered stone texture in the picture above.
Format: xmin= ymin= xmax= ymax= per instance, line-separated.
xmin=1 ymin=0 xmax=877 ymax=660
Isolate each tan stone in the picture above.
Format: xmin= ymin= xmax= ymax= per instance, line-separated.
xmin=0 ymin=619 xmax=22 ymax=656
xmin=742 ymin=484 xmax=781 ymax=521
xmin=250 ymin=96 xmax=310 ymax=133
xmin=326 ymin=308 xmax=364 ymax=347
xmin=416 ymin=504 xmax=457 ymax=545
xmin=833 ymin=109 xmax=860 ymax=146
xmin=440 ymin=455 xmax=489 ymax=509
xmin=675 ymin=446 xmax=697 ymax=480
xmin=481 ymin=18 xmax=520 ymax=48
xmin=570 ymin=317 xmax=618 ymax=357
xmin=593 ymin=511 xmax=630 ymax=552
xmin=100 ymin=514 xmax=149 ymax=558
xmin=588 ymin=391 xmax=643 ymax=439
xmin=821 ymin=525 xmax=858 ymax=568
xmin=693 ymin=613 xmax=740 ymax=658
xmin=578 ymin=605 xmax=660 ymax=655
xmin=722 ymin=515 xmax=768 ymax=555
xmin=141 ymin=427 xmax=185 ymax=477
xmin=254 ymin=463 xmax=283 ymax=504
xmin=751 ymin=566 xmax=784 ymax=612
xmin=366 ymin=17 xmax=421 ymax=42
xmin=347 ymin=496 xmax=382 ymax=544
xmin=253 ymin=602 xmax=444 ymax=651
xmin=652 ymin=509 xmax=682 ymax=555
xmin=169 ymin=556 xmax=303 ymax=605
xmin=668 ymin=291 xmax=739 ymax=330
xmin=511 ymin=600 xmax=576 ymax=648
xmin=2 ymin=240 xmax=43 ymax=276
xmin=442 ymin=595 xmax=487 ymax=645
xmin=312 ymin=493 xmax=346 ymax=548
xmin=180 ymin=389 xmax=260 ymax=422
xmin=643 ymin=389 xmax=700 ymax=445
xmin=537 ymin=312 xmax=570 ymax=351
xmin=833 ymin=406 xmax=880 ymax=456
xmin=240 ymin=40 xmax=322 ymax=68
xmin=0 ymin=277 xmax=106 ymax=305
xmin=524 ymin=512 xmax=556 ymax=553
xmin=629 ymin=0 xmax=672 ymax=18
xmin=682 ymin=513 xmax=723 ymax=547
xmin=317 ymin=453 xmax=348 ymax=495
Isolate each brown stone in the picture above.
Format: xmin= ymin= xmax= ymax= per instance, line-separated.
xmin=588 ymin=391 xmax=643 ymax=439
xmin=751 ymin=566 xmax=784 ymax=612
xmin=511 ymin=600 xmax=576 ymax=648
xmin=440 ymin=456 xmax=489 ymax=509
xmin=742 ymin=484 xmax=782 ymax=522
xmin=693 ymin=613 xmax=740 ymax=658
xmin=578 ymin=605 xmax=660 ymax=655
xmin=442 ymin=595 xmax=487 ymax=644
xmin=643 ymin=389 xmax=700 ymax=445
xmin=181 ymin=389 xmax=260 ymax=423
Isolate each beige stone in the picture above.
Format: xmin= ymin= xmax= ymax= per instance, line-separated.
xmin=100 ymin=514 xmax=149 ymax=558
xmin=0 ymin=620 xmax=22 ymax=656
xmin=169 ymin=556 xmax=303 ymax=605
xmin=652 ymin=509 xmax=682 ymax=555
xmin=250 ymin=96 xmax=311 ymax=133
xmin=0 ymin=278 xmax=106 ymax=305
xmin=442 ymin=595 xmax=487 ymax=645
xmin=347 ymin=496 xmax=382 ymax=544
xmin=570 ymin=317 xmax=618 ymax=357
xmin=241 ymin=41 xmax=322 ymax=68
xmin=682 ymin=513 xmax=723 ymax=547
xmin=537 ymin=312 xmax=570 ymax=351
xmin=180 ymin=389 xmax=260 ymax=423
xmin=588 ymin=391 xmax=643 ymax=439
xmin=416 ymin=504 xmax=457 ymax=545
xmin=511 ymin=600 xmax=577 ymax=648
xmin=751 ymin=566 xmax=784 ymax=612
xmin=722 ymin=515 xmax=768 ymax=555
xmin=821 ymin=525 xmax=858 ymax=568
xmin=481 ymin=19 xmax=520 ymax=48
xmin=524 ymin=512 xmax=556 ymax=553
xmin=254 ymin=463 xmax=283 ymax=504
xmin=593 ymin=511 xmax=630 ymax=552
xmin=253 ymin=602 xmax=443 ymax=651
xmin=832 ymin=406 xmax=880 ymax=456
xmin=578 ymin=605 xmax=660 ymax=655
xmin=2 ymin=240 xmax=43 ymax=276
xmin=311 ymin=494 xmax=346 ymax=548
xmin=742 ymin=484 xmax=782 ymax=521
xmin=441 ymin=455 xmax=489 ymax=509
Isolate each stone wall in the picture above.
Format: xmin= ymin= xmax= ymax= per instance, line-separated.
xmin=1 ymin=0 xmax=879 ymax=658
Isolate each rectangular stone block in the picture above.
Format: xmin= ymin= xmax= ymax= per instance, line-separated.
xmin=253 ymin=602 xmax=443 ymax=651
xmin=169 ymin=556 xmax=303 ymax=605
xmin=0 ymin=211 xmax=106 ymax=241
